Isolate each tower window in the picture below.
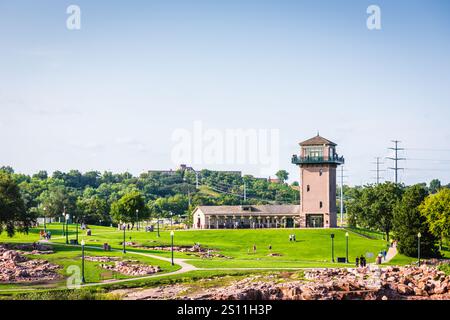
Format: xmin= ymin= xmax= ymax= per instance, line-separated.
xmin=307 ymin=185 xmax=310 ymax=192
xmin=319 ymin=201 xmax=323 ymax=208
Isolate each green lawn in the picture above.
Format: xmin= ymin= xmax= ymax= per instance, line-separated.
xmin=3 ymin=223 xmax=440 ymax=294
xmin=1 ymin=223 xmax=388 ymax=267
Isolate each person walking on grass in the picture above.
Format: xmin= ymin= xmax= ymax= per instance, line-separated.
xmin=253 ymin=244 xmax=257 ymax=254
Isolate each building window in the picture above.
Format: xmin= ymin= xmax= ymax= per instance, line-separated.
xmin=307 ymin=185 xmax=310 ymax=192
xmin=319 ymin=169 xmax=323 ymax=176
xmin=319 ymin=201 xmax=323 ymax=208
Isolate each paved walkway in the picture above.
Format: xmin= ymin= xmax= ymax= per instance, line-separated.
xmin=383 ymin=244 xmax=398 ymax=263
xmin=40 ymin=241 xmax=198 ymax=289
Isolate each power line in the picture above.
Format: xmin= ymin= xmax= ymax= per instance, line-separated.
xmin=387 ymin=140 xmax=405 ymax=184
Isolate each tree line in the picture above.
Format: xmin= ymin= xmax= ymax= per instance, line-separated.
xmin=345 ymin=180 xmax=450 ymax=258
xmin=0 ymin=166 xmax=298 ymax=236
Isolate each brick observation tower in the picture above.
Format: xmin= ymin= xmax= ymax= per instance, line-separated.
xmin=292 ymin=134 xmax=344 ymax=228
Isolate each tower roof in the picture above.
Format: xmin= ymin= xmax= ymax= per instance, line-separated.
xmin=299 ymin=134 xmax=337 ymax=146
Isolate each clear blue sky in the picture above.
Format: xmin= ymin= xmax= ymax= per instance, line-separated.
xmin=1 ymin=0 xmax=450 ymax=185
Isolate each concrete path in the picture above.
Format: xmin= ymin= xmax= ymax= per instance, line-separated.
xmin=38 ymin=241 xmax=198 ymax=289
xmin=383 ymin=244 xmax=398 ymax=263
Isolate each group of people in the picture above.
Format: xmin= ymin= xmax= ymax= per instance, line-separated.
xmin=39 ymin=230 xmax=51 ymax=240
xmin=355 ymin=255 xmax=367 ymax=267
xmin=289 ymin=234 xmax=296 ymax=242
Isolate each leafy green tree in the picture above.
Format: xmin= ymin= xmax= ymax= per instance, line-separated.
xmin=275 ymin=170 xmax=289 ymax=183
xmin=32 ymin=170 xmax=48 ymax=180
xmin=428 ymin=179 xmax=442 ymax=194
xmin=393 ymin=184 xmax=439 ymax=257
xmin=38 ymin=185 xmax=78 ymax=220
xmin=110 ymin=191 xmax=149 ymax=226
xmin=0 ymin=166 xmax=14 ymax=174
xmin=0 ymin=172 xmax=31 ymax=237
xmin=420 ymin=188 xmax=450 ymax=249
xmin=76 ymin=196 xmax=110 ymax=225
xmin=345 ymin=187 xmax=364 ymax=228
xmin=360 ymin=182 xmax=403 ymax=241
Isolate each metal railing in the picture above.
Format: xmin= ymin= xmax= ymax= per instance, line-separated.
xmin=292 ymin=154 xmax=345 ymax=164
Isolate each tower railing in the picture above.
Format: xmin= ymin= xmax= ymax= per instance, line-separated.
xmin=291 ymin=154 xmax=345 ymax=165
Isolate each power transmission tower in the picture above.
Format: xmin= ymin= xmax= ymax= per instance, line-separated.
xmin=387 ymin=140 xmax=405 ymax=184
xmin=371 ymin=157 xmax=385 ymax=184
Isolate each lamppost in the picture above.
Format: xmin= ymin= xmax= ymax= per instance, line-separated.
xmin=43 ymin=207 xmax=47 ymax=232
xmin=330 ymin=233 xmax=335 ymax=263
xmin=170 ymin=231 xmax=174 ymax=266
xmin=157 ymin=214 xmax=160 ymax=237
xmin=65 ymin=213 xmax=70 ymax=244
xmin=81 ymin=239 xmax=86 ymax=284
xmin=136 ymin=209 xmax=139 ymax=231
xmin=75 ymin=215 xmax=79 ymax=244
xmin=417 ymin=232 xmax=422 ymax=266
xmin=61 ymin=213 xmax=65 ymax=236
xmin=345 ymin=232 xmax=349 ymax=263
xmin=122 ymin=223 xmax=126 ymax=254
xmin=170 ymin=211 xmax=173 ymax=228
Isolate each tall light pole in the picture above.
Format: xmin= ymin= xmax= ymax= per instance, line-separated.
xmin=65 ymin=213 xmax=70 ymax=244
xmin=170 ymin=211 xmax=173 ymax=228
xmin=122 ymin=223 xmax=126 ymax=254
xmin=81 ymin=239 xmax=86 ymax=284
xmin=417 ymin=232 xmax=422 ymax=266
xmin=61 ymin=212 xmax=65 ymax=236
xmin=75 ymin=215 xmax=79 ymax=244
xmin=330 ymin=233 xmax=335 ymax=263
xmin=170 ymin=231 xmax=174 ymax=266
xmin=157 ymin=214 xmax=160 ymax=237
xmin=136 ymin=209 xmax=139 ymax=231
xmin=43 ymin=207 xmax=47 ymax=232
xmin=345 ymin=232 xmax=349 ymax=263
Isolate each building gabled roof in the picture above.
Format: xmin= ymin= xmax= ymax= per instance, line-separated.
xmin=194 ymin=205 xmax=300 ymax=216
xmin=299 ymin=134 xmax=337 ymax=146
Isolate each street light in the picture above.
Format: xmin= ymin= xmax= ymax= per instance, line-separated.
xmin=122 ymin=223 xmax=126 ymax=254
xmin=330 ymin=233 xmax=335 ymax=263
xmin=75 ymin=215 xmax=79 ymax=244
xmin=345 ymin=232 xmax=349 ymax=263
xmin=43 ymin=207 xmax=47 ymax=232
xmin=170 ymin=231 xmax=174 ymax=266
xmin=170 ymin=211 xmax=173 ymax=228
xmin=157 ymin=214 xmax=160 ymax=237
xmin=81 ymin=239 xmax=86 ymax=284
xmin=65 ymin=213 xmax=70 ymax=244
xmin=418 ymin=232 xmax=422 ymax=266
xmin=136 ymin=209 xmax=139 ymax=231
xmin=61 ymin=213 xmax=65 ymax=236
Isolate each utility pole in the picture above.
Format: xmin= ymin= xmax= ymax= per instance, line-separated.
xmin=371 ymin=157 xmax=385 ymax=184
xmin=243 ymin=182 xmax=247 ymax=201
xmin=387 ymin=140 xmax=405 ymax=184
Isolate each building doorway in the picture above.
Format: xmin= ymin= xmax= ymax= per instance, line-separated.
xmin=306 ymin=214 xmax=324 ymax=228
xmin=285 ymin=218 xmax=294 ymax=228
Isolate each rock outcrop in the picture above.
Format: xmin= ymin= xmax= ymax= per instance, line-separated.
xmin=100 ymin=260 xmax=161 ymax=276
xmin=0 ymin=245 xmax=60 ymax=283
